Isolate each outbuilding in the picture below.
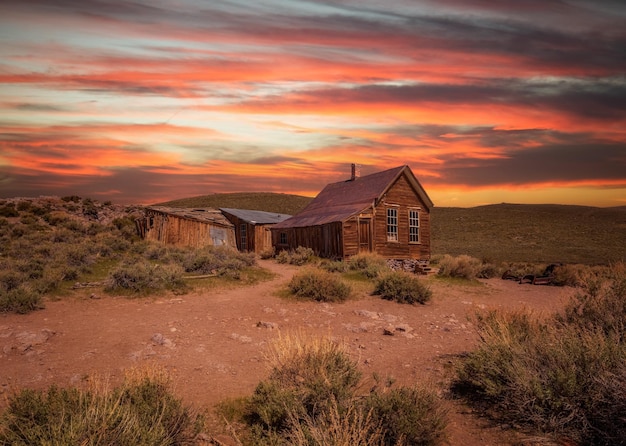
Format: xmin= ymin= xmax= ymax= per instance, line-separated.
xmin=137 ymin=206 xmax=235 ymax=248
xmin=220 ymin=208 xmax=291 ymax=254
xmin=271 ymin=165 xmax=433 ymax=262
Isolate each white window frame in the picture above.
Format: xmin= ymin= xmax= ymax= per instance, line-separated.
xmin=409 ymin=209 xmax=420 ymax=243
xmin=386 ymin=207 xmax=398 ymax=242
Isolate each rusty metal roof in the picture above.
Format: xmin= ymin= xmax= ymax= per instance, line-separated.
xmin=220 ymin=208 xmax=291 ymax=225
xmin=145 ymin=206 xmax=234 ymax=227
xmin=273 ymin=165 xmax=433 ymax=229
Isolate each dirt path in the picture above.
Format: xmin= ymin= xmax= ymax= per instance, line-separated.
xmin=0 ymin=260 xmax=575 ymax=445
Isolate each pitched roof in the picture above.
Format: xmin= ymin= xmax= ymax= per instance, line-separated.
xmin=146 ymin=206 xmax=233 ymax=227
xmin=274 ymin=165 xmax=433 ymax=229
xmin=220 ymin=208 xmax=291 ymax=225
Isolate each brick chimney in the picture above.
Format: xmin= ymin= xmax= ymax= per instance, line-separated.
xmin=350 ymin=163 xmax=359 ymax=181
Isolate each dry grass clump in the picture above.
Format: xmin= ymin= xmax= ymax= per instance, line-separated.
xmin=435 ymin=254 xmax=498 ymax=280
xmin=225 ymin=332 xmax=448 ymax=446
xmin=106 ymin=259 xmax=187 ymax=294
xmin=453 ymin=263 xmax=626 ymax=445
xmin=373 ymin=271 xmax=432 ymax=305
xmin=276 ymin=246 xmax=316 ymax=266
xmin=348 ymin=253 xmax=390 ymax=279
xmin=0 ymin=367 xmax=201 ymax=445
xmin=288 ymin=269 xmax=352 ymax=302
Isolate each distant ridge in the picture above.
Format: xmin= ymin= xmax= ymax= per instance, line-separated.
xmin=155 ymin=192 xmax=312 ymax=216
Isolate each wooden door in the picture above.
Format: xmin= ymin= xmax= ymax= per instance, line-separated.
xmin=359 ymin=219 xmax=372 ymax=252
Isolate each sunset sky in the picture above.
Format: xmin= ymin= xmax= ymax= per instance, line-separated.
xmin=1 ymin=0 xmax=625 ymax=207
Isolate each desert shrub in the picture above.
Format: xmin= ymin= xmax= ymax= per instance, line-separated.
xmin=288 ymin=269 xmax=351 ymax=302
xmin=182 ymin=246 xmax=255 ymax=278
xmin=0 ymin=286 xmax=43 ymax=314
xmin=106 ymin=259 xmax=186 ymax=294
xmin=240 ymin=333 xmax=448 ymax=446
xmin=276 ymin=246 xmax=315 ymax=266
xmin=246 ymin=333 xmax=362 ymax=439
xmin=16 ymin=200 xmax=32 ymax=212
xmin=43 ymin=211 xmax=70 ymax=226
xmin=19 ymin=213 xmax=38 ymax=226
xmin=373 ymin=271 xmax=432 ymax=304
xmin=363 ymin=387 xmax=448 ymax=446
xmin=556 ymin=262 xmax=626 ymax=340
xmin=61 ymin=195 xmax=81 ymax=203
xmin=453 ymin=267 xmax=626 ymax=445
xmin=319 ymin=259 xmax=349 ymax=273
xmin=0 ymin=203 xmax=19 ymax=218
xmin=284 ymin=398 xmax=385 ymax=446
xmin=259 ymin=246 xmax=275 ymax=260
xmin=81 ymin=197 xmax=98 ymax=219
xmin=0 ymin=368 xmax=199 ymax=445
xmin=348 ymin=253 xmax=389 ymax=279
xmin=436 ymin=254 xmax=482 ymax=280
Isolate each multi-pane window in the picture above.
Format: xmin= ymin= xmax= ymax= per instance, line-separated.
xmin=279 ymin=232 xmax=287 ymax=244
xmin=386 ymin=208 xmax=398 ymax=242
xmin=409 ymin=209 xmax=420 ymax=243
xmin=240 ymin=223 xmax=247 ymax=249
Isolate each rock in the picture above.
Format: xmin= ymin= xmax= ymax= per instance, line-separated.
xmin=383 ymin=327 xmax=395 ymax=336
xmin=256 ymin=321 xmax=277 ymax=329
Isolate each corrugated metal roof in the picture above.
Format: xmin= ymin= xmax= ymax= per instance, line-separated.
xmin=146 ymin=206 xmax=233 ymax=227
xmin=273 ymin=165 xmax=433 ymax=229
xmin=220 ymin=208 xmax=292 ymax=224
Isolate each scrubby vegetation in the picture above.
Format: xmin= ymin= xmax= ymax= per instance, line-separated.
xmin=0 ymin=368 xmax=201 ymax=445
xmin=452 ymin=263 xmax=626 ymax=445
xmin=226 ymin=332 xmax=448 ymax=446
xmin=373 ymin=271 xmax=432 ymax=304
xmin=288 ymin=269 xmax=352 ymax=302
xmin=0 ymin=197 xmax=262 ymax=312
xmin=276 ymin=246 xmax=316 ymax=266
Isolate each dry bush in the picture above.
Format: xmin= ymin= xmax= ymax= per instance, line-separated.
xmin=348 ymin=253 xmax=389 ymax=279
xmin=436 ymin=254 xmax=483 ymax=280
xmin=453 ymin=265 xmax=626 ymax=445
xmin=246 ymin=332 xmax=362 ymax=438
xmin=241 ymin=332 xmax=448 ymax=446
xmin=106 ymin=259 xmax=187 ymax=294
xmin=276 ymin=246 xmax=316 ymax=266
xmin=373 ymin=271 xmax=432 ymax=305
xmin=288 ymin=269 xmax=352 ymax=302
xmin=0 ymin=367 xmax=201 ymax=445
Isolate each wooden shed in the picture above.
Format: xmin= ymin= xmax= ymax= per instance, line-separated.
xmin=271 ymin=165 xmax=434 ymax=261
xmin=137 ymin=206 xmax=236 ymax=249
xmin=220 ymin=208 xmax=291 ymax=254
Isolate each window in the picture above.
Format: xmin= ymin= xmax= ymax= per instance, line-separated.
xmin=386 ymin=208 xmax=398 ymax=242
xmin=279 ymin=232 xmax=287 ymax=244
xmin=409 ymin=209 xmax=420 ymax=243
xmin=240 ymin=223 xmax=247 ymax=249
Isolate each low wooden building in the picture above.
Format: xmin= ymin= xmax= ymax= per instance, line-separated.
xmin=137 ymin=206 xmax=236 ymax=248
xmin=271 ymin=165 xmax=434 ymax=261
xmin=220 ymin=208 xmax=291 ymax=254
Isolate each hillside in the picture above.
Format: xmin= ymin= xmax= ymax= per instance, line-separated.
xmin=432 ymin=204 xmax=626 ymax=265
xmin=158 ymin=193 xmax=626 ymax=265
xmin=157 ymin=192 xmax=312 ymax=216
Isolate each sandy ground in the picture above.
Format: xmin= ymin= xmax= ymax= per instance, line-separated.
xmin=0 ymin=259 xmax=577 ymax=445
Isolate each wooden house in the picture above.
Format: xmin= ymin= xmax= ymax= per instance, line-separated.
xmin=271 ymin=165 xmax=433 ymax=261
xmin=220 ymin=208 xmax=291 ymax=254
xmin=137 ymin=206 xmax=236 ymax=248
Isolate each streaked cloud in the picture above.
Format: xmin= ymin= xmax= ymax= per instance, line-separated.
xmin=0 ymin=0 xmax=624 ymax=206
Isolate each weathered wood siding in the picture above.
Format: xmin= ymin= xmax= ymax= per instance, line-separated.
xmin=222 ymin=213 xmax=275 ymax=254
xmin=143 ymin=209 xmax=235 ymax=249
xmin=254 ymin=226 xmax=273 ymax=254
xmin=372 ymin=174 xmax=431 ymax=260
xmin=273 ymin=222 xmax=344 ymax=259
